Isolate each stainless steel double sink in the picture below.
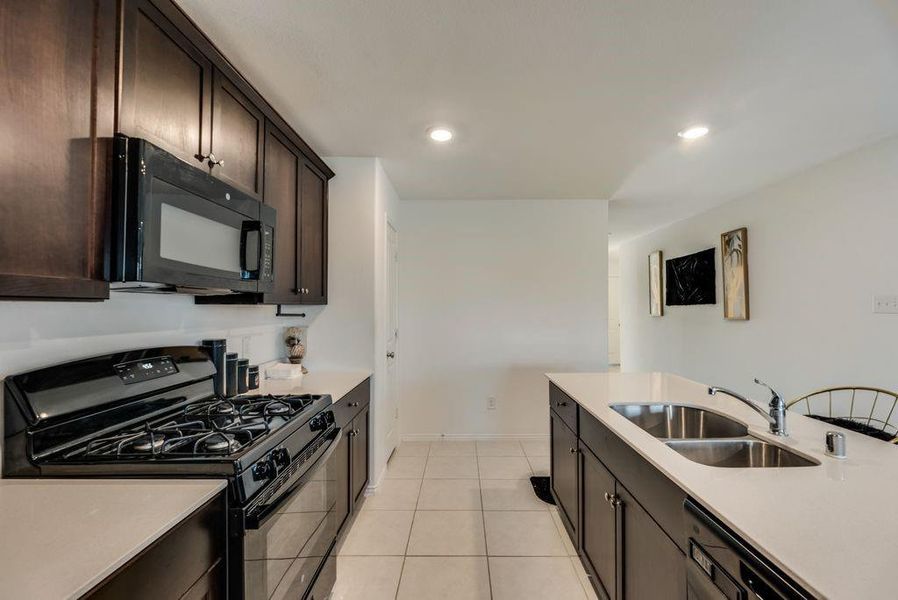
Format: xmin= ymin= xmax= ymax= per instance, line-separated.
xmin=610 ymin=404 xmax=819 ymax=468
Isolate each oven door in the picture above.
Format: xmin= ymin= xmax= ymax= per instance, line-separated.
xmin=113 ymin=137 xmax=275 ymax=293
xmin=241 ymin=426 xmax=343 ymax=600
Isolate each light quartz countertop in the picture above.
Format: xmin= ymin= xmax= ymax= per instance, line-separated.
xmin=0 ymin=478 xmax=226 ymax=600
xmin=546 ymin=371 xmax=898 ymax=600
xmin=254 ymin=367 xmax=372 ymax=403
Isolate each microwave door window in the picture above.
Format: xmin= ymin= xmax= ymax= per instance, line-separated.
xmin=159 ymin=202 xmax=242 ymax=274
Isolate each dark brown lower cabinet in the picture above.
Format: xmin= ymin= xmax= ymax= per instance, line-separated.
xmin=618 ymin=486 xmax=686 ymax=600
xmin=549 ymin=383 xmax=687 ymax=600
xmin=551 ymin=411 xmax=578 ymax=540
xmin=333 ymin=379 xmax=371 ymax=539
xmin=86 ymin=492 xmax=226 ymax=599
xmin=350 ymin=405 xmax=370 ymax=505
xmin=334 ymin=422 xmax=352 ymax=532
xmin=580 ymin=444 xmax=617 ymax=600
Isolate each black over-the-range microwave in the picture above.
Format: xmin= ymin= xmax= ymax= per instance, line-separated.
xmin=109 ymin=136 xmax=276 ymax=295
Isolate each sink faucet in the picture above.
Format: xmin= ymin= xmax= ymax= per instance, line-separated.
xmin=708 ymin=378 xmax=787 ymax=436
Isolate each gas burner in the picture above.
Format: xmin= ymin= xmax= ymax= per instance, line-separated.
xmin=132 ymin=436 xmax=165 ymax=453
xmin=265 ymin=401 xmax=290 ymax=416
xmin=198 ymin=433 xmax=241 ymax=454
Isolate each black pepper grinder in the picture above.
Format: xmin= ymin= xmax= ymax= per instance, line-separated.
xmin=225 ymin=353 xmax=239 ymax=397
xmin=201 ymin=339 xmax=227 ymax=398
xmin=237 ymin=358 xmax=250 ymax=394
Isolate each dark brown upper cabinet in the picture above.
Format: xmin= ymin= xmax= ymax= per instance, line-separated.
xmin=262 ymin=125 xmax=301 ymax=304
xmin=254 ymin=123 xmax=328 ymax=305
xmin=298 ymin=161 xmax=329 ymax=304
xmin=119 ymin=0 xmax=212 ymax=170
xmin=210 ymin=70 xmax=264 ymax=199
xmin=2 ymin=0 xmax=332 ymax=302
xmin=0 ymin=0 xmax=116 ymax=300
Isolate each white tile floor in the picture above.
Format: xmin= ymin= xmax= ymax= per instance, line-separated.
xmin=333 ymin=439 xmax=599 ymax=600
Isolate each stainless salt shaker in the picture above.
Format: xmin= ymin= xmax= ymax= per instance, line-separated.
xmin=825 ymin=431 xmax=846 ymax=459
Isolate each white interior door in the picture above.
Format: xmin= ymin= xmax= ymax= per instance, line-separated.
xmin=384 ymin=221 xmax=400 ymax=452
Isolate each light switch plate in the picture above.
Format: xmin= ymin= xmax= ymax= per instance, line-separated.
xmin=873 ymin=295 xmax=898 ymax=314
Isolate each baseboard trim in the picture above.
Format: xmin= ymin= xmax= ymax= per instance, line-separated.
xmin=400 ymin=433 xmax=550 ymax=442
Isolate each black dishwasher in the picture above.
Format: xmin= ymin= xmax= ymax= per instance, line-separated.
xmin=684 ymin=498 xmax=814 ymax=600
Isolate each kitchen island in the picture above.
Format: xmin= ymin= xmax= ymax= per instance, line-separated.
xmin=547 ymin=371 xmax=898 ymax=599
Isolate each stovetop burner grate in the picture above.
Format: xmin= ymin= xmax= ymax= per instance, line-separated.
xmin=59 ymin=394 xmax=322 ymax=461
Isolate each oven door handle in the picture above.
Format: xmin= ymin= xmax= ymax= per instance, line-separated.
xmin=245 ymin=426 xmax=342 ymax=530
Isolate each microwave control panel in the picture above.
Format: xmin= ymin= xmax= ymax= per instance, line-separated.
xmin=262 ymin=226 xmax=274 ymax=280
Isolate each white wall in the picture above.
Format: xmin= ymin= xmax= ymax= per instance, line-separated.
xmin=0 ymin=295 xmax=297 ymax=378
xmin=400 ymin=199 xmax=609 ymax=439
xmin=301 ymin=158 xmax=377 ymax=372
xmin=619 ymin=136 xmax=898 ymax=401
xmin=608 ymin=249 xmax=621 ymax=365
xmin=303 ymin=157 xmax=401 ymax=488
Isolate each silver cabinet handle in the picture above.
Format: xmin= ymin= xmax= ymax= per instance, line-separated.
xmin=386 ymin=352 xmax=395 ymax=359
xmin=604 ymin=492 xmax=612 ymax=502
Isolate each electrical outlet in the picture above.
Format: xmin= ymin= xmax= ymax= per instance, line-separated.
xmin=873 ymin=295 xmax=898 ymax=314
xmin=487 ymin=396 xmax=497 ymax=410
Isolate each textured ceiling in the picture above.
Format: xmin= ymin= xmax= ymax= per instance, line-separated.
xmin=176 ymin=0 xmax=898 ymax=243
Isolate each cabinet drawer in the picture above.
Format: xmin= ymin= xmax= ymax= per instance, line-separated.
xmin=549 ymin=383 xmax=578 ymax=434
xmin=580 ymin=409 xmax=687 ymax=553
xmin=334 ymin=379 xmax=371 ymax=428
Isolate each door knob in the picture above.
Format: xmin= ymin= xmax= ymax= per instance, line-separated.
xmin=386 ymin=352 xmax=395 ymax=359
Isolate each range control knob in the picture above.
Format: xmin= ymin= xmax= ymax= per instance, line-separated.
xmin=252 ymin=459 xmax=275 ymax=481
xmin=273 ymin=448 xmax=290 ymax=469
xmin=310 ymin=412 xmax=333 ymax=432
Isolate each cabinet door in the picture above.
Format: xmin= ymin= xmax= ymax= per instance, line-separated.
xmin=120 ymin=0 xmax=212 ymax=169
xmin=617 ymin=486 xmax=686 ymax=600
xmin=210 ymin=70 xmax=264 ymax=198
xmin=334 ymin=425 xmax=351 ymax=534
xmin=298 ymin=161 xmax=328 ymax=304
xmin=262 ymin=125 xmax=301 ymax=303
xmin=0 ymin=0 xmax=114 ymax=300
xmin=550 ymin=411 xmax=578 ymax=541
xmin=350 ymin=406 xmax=370 ymax=506
xmin=581 ymin=444 xmax=617 ymax=600
xmin=180 ymin=560 xmax=224 ymax=600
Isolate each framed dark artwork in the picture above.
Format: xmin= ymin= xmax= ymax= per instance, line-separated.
xmin=665 ymin=248 xmax=716 ymax=305
xmin=721 ymin=227 xmax=749 ymax=320
xmin=648 ymin=251 xmax=663 ymax=316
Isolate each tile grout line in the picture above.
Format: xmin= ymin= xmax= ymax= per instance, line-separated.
xmin=475 ymin=444 xmax=495 ymax=600
xmin=394 ymin=442 xmax=428 ymax=600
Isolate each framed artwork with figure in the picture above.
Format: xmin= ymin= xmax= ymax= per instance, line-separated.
xmin=721 ymin=227 xmax=749 ymax=320
xmin=648 ymin=250 xmax=663 ymax=316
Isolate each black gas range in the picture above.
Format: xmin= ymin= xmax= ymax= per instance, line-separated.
xmin=3 ymin=346 xmax=344 ymax=600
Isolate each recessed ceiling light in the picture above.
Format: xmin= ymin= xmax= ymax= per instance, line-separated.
xmin=677 ymin=125 xmax=709 ymax=140
xmin=428 ymin=127 xmax=453 ymax=142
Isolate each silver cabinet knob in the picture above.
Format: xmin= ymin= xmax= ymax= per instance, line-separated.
xmin=569 ymin=447 xmax=576 ymax=454
xmin=206 ymin=153 xmax=224 ymax=168
xmin=387 ymin=352 xmax=395 ymax=359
